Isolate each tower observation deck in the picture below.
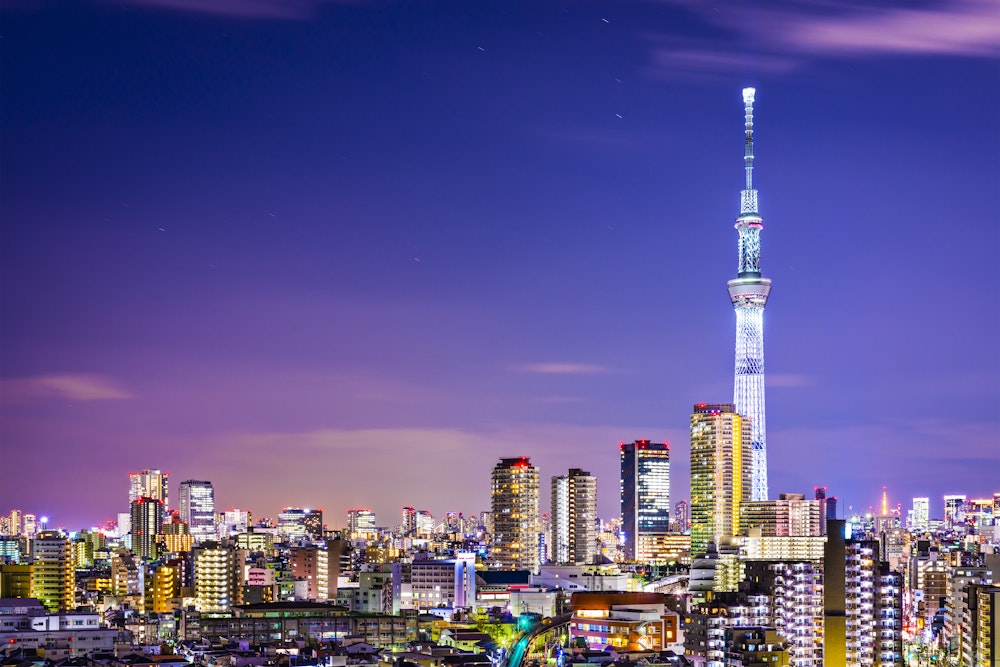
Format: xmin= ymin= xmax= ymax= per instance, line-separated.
xmin=727 ymin=88 xmax=771 ymax=501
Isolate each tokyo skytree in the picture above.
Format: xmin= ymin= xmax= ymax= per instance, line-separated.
xmin=727 ymin=88 xmax=772 ymax=501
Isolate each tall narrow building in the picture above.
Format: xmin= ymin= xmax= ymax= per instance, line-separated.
xmin=689 ymin=403 xmax=751 ymax=557
xmin=130 ymin=496 xmax=164 ymax=562
xmin=727 ymin=88 xmax=772 ymax=501
xmin=491 ymin=456 xmax=539 ymax=572
xmin=178 ymin=480 xmax=215 ymax=542
xmin=551 ymin=468 xmax=597 ymax=565
xmin=619 ymin=440 xmax=671 ymax=562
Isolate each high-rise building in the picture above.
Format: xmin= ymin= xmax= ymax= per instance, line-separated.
xmin=741 ymin=560 xmax=825 ymax=666
xmin=824 ymin=520 xmax=904 ymax=667
xmin=944 ymin=495 xmax=966 ymax=530
xmin=415 ymin=510 xmax=435 ymax=537
xmin=742 ymin=493 xmax=825 ymax=537
xmin=401 ymin=507 xmax=416 ymax=536
xmin=550 ymin=468 xmax=597 ymax=565
xmin=129 ymin=469 xmax=169 ymax=510
xmin=193 ymin=540 xmax=242 ymax=612
xmin=727 ymin=88 xmax=772 ymax=501
xmin=130 ymin=496 xmax=164 ymax=562
xmin=289 ymin=545 xmax=330 ymax=601
xmin=491 ymin=456 xmax=539 ymax=572
xmin=909 ymin=497 xmax=930 ymax=532
xmin=346 ymin=508 xmax=376 ymax=538
xmin=30 ymin=531 xmax=75 ymax=612
xmin=2 ymin=510 xmax=23 ymax=536
xmin=178 ymin=480 xmax=215 ymax=541
xmin=619 ymin=440 xmax=671 ymax=562
xmin=278 ymin=508 xmax=323 ymax=540
xmin=689 ymin=403 xmax=751 ymax=557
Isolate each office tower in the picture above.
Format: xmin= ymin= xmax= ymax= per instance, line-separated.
xmin=3 ymin=510 xmax=22 ymax=536
xmin=416 ymin=510 xmax=435 ymax=537
xmin=347 ymin=508 xmax=376 ymax=538
xmin=401 ymin=507 xmax=416 ymax=536
xmin=30 ymin=531 xmax=75 ymax=612
xmin=22 ymin=514 xmax=37 ymax=538
xmin=689 ymin=403 xmax=752 ymax=557
xmin=910 ymin=497 xmax=930 ymax=532
xmin=550 ymin=468 xmax=597 ymax=565
xmin=491 ymin=456 xmax=539 ymax=572
xmin=193 ymin=540 xmax=241 ymax=612
xmin=221 ymin=508 xmax=250 ymax=535
xmin=727 ymin=88 xmax=772 ymax=502
xmin=129 ymin=469 xmax=169 ymax=509
xmin=619 ymin=440 xmax=671 ymax=562
xmin=178 ymin=480 xmax=215 ymax=541
xmin=130 ymin=497 xmax=164 ymax=562
xmin=278 ymin=507 xmax=323 ymax=540
xmin=943 ymin=494 xmax=966 ymax=530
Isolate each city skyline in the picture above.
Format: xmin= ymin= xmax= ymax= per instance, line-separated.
xmin=1 ymin=0 xmax=998 ymax=528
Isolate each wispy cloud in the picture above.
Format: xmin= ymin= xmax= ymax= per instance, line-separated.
xmin=783 ymin=0 xmax=1000 ymax=57
xmin=510 ymin=362 xmax=614 ymax=375
xmin=646 ymin=0 xmax=1000 ymax=80
xmin=0 ymin=374 xmax=134 ymax=403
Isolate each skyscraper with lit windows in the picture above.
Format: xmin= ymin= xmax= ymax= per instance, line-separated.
xmin=130 ymin=496 xmax=164 ymax=562
xmin=619 ymin=440 xmax=670 ymax=562
xmin=179 ymin=480 xmax=215 ymax=541
xmin=491 ymin=456 xmax=539 ymax=572
xmin=129 ymin=469 xmax=168 ymax=509
xmin=689 ymin=403 xmax=751 ymax=557
xmin=551 ymin=468 xmax=597 ymax=565
xmin=30 ymin=531 xmax=75 ymax=612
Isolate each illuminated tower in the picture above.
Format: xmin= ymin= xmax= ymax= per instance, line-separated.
xmin=728 ymin=87 xmax=772 ymax=501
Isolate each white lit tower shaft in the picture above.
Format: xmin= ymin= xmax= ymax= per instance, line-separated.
xmin=727 ymin=88 xmax=772 ymax=501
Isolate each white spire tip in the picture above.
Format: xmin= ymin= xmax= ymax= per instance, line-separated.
xmin=742 ymin=87 xmax=756 ymax=105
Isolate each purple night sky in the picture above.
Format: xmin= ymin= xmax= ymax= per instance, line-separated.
xmin=1 ymin=0 xmax=997 ymax=531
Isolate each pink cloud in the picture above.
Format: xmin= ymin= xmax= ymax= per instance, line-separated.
xmin=511 ymin=362 xmax=614 ymax=375
xmin=645 ymin=0 xmax=1000 ymax=80
xmin=785 ymin=0 xmax=1000 ymax=57
xmin=0 ymin=374 xmax=134 ymax=403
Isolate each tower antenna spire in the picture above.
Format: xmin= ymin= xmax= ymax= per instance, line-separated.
xmin=728 ymin=87 xmax=772 ymax=501
xmin=742 ymin=87 xmax=756 ymax=205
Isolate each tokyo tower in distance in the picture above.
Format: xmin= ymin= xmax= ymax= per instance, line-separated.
xmin=727 ymin=88 xmax=772 ymax=501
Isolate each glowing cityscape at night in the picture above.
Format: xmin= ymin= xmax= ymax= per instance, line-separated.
xmin=1 ymin=1 xmax=997 ymax=665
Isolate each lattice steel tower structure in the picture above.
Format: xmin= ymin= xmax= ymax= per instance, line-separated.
xmin=727 ymin=88 xmax=772 ymax=501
